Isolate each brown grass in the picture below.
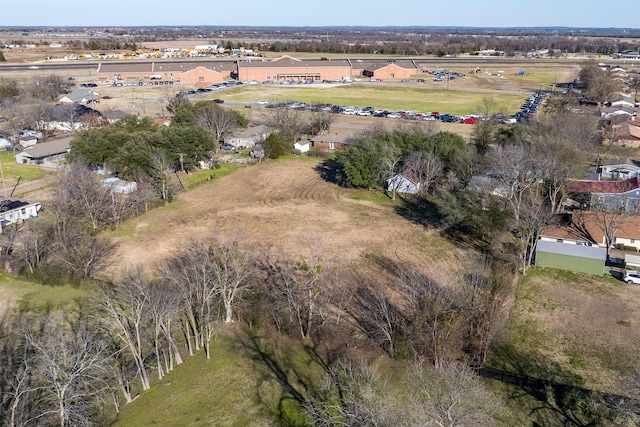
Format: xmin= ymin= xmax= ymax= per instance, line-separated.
xmin=104 ymin=158 xmax=469 ymax=279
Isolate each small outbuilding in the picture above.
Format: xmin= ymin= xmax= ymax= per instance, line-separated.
xmin=535 ymin=239 xmax=607 ymax=275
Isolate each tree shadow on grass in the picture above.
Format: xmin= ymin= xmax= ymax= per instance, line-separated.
xmin=484 ymin=344 xmax=622 ymax=426
xmin=231 ymin=328 xmax=341 ymax=426
xmin=314 ymin=158 xmax=341 ymax=185
xmin=392 ymin=196 xmax=441 ymax=228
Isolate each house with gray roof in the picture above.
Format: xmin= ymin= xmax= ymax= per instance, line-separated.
xmin=15 ymin=137 xmax=72 ymax=166
xmin=224 ymin=125 xmax=272 ymax=148
xmin=58 ymin=88 xmax=99 ymax=105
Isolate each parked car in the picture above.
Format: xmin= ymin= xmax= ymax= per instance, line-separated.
xmin=624 ymin=272 xmax=640 ymax=285
xmin=220 ymin=143 xmax=236 ymax=151
xmin=213 ymin=98 xmax=224 ymax=104
xmin=256 ymin=100 xmax=269 ymax=105
xmin=462 ymin=117 xmax=478 ymax=124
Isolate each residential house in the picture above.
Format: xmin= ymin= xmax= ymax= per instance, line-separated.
xmin=224 ymin=125 xmax=271 ymax=149
xmin=544 ymin=211 xmax=640 ymax=253
xmin=599 ymin=158 xmax=640 ymax=179
xmin=0 ymin=137 xmax=12 ymax=150
xmin=610 ymin=94 xmax=637 ymax=109
xmin=386 ymin=173 xmax=421 ymax=195
xmin=0 ymin=198 xmax=43 ymax=233
xmin=565 ymin=177 xmax=640 ymax=212
xmin=599 ymin=106 xmax=637 ymax=119
xmin=57 ymin=88 xmax=99 ymax=105
xmin=610 ymin=121 xmax=640 ymax=147
xmin=309 ymin=133 xmax=352 ymax=152
xmin=15 ymin=137 xmax=71 ymax=166
xmin=468 ymin=174 xmax=511 ymax=198
xmin=100 ymin=177 xmax=138 ymax=194
xmin=43 ymin=104 xmax=103 ymax=132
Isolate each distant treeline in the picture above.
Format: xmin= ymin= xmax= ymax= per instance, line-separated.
xmin=2 ymin=26 xmax=638 ymax=56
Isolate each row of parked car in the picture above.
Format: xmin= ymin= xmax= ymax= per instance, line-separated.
xmin=512 ymin=91 xmax=548 ymax=122
xmin=177 ymin=80 xmax=244 ymax=97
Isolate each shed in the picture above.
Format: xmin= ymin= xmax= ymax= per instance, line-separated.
xmin=294 ymin=141 xmax=311 ymax=153
xmin=535 ymin=240 xmax=607 ymax=275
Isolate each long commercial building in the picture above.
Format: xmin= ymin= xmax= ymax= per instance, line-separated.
xmin=96 ymin=56 xmax=430 ymax=86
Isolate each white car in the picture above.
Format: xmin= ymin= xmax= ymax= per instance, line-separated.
xmin=624 ymin=272 xmax=640 ymax=285
xmin=29 ymin=65 xmax=40 ymax=70
xmin=256 ymin=100 xmax=269 ymax=105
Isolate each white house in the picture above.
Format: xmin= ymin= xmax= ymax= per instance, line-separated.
xmin=0 ymin=198 xmax=43 ymax=233
xmin=599 ymin=159 xmax=640 ymax=180
xmin=386 ymin=173 xmax=421 ymax=195
xmin=224 ymin=125 xmax=272 ymax=149
xmin=610 ymin=95 xmax=637 ymax=109
xmin=57 ymin=88 xmax=99 ymax=105
xmin=100 ymin=178 xmax=138 ymax=194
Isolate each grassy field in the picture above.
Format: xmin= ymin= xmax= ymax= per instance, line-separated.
xmin=0 ymin=150 xmax=52 ymax=187
xmin=111 ymin=332 xmax=315 ymax=427
xmin=488 ymin=268 xmax=639 ymax=394
xmin=218 ymin=84 xmax=529 ymax=116
xmin=0 ymin=272 xmax=88 ymax=315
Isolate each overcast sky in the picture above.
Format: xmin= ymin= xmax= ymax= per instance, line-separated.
xmin=1 ymin=0 xmax=638 ymax=28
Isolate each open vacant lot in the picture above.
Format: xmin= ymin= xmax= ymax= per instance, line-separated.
xmin=106 ymin=158 xmax=466 ymax=278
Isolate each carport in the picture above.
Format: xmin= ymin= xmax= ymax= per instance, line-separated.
xmin=624 ymin=254 xmax=640 ymax=272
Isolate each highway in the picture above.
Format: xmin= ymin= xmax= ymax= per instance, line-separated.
xmin=0 ymin=56 xmax=583 ymax=73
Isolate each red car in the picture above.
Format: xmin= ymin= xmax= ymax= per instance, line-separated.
xmin=462 ymin=117 xmax=478 ymax=124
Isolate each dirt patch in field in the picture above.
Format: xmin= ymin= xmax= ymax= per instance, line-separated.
xmin=107 ymin=159 xmax=469 ymax=279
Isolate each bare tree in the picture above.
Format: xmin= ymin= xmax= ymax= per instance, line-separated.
xmin=148 ymin=150 xmax=180 ymax=203
xmin=14 ymin=221 xmax=53 ymax=275
xmin=402 ymin=150 xmax=443 ymax=197
xmin=273 ymin=253 xmax=332 ymax=341
xmin=349 ymin=285 xmax=403 ymax=358
xmin=401 ymin=270 xmax=465 ymax=368
xmin=194 ymin=104 xmax=241 ymax=145
xmin=97 ymin=268 xmax=151 ymax=391
xmin=308 ymin=111 xmax=333 ymax=135
xmin=581 ymin=199 xmax=630 ymax=259
xmin=147 ymin=281 xmax=183 ymax=379
xmin=209 ymin=237 xmax=253 ymax=324
xmin=515 ymin=191 xmax=554 ymax=274
xmin=406 ymin=362 xmax=503 ymax=427
xmin=52 ymin=226 xmax=116 ymax=279
xmin=24 ymin=317 xmax=111 ymax=427
xmin=304 ymin=359 xmax=399 ymax=427
xmin=379 ymin=143 xmax=402 ymax=200
xmin=50 ymin=161 xmax=112 ymax=231
xmin=260 ymin=107 xmax=310 ymax=143
xmin=159 ymin=242 xmax=226 ymax=359
xmin=460 ymin=263 xmax=510 ymax=365
xmin=490 ymin=144 xmax=542 ymax=227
